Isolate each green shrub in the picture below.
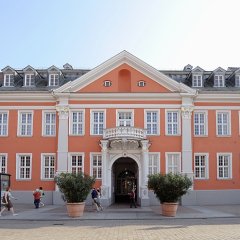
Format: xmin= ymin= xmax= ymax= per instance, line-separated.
xmin=55 ymin=172 xmax=95 ymax=203
xmin=148 ymin=173 xmax=192 ymax=203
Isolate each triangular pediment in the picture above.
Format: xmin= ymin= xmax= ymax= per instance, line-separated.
xmin=1 ymin=65 xmax=16 ymax=73
xmin=54 ymin=51 xmax=196 ymax=95
xmin=192 ymin=66 xmax=205 ymax=73
xmin=23 ymin=65 xmax=36 ymax=72
xmin=48 ymin=65 xmax=60 ymax=72
xmin=214 ymin=67 xmax=226 ymax=74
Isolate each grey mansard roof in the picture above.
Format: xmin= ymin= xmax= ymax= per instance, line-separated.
xmin=0 ymin=65 xmax=240 ymax=92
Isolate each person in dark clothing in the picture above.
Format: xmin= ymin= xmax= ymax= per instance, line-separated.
xmin=91 ymin=188 xmax=99 ymax=211
xmin=129 ymin=188 xmax=137 ymax=208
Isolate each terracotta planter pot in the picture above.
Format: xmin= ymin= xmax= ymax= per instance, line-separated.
xmin=161 ymin=202 xmax=178 ymax=217
xmin=66 ymin=202 xmax=85 ymax=217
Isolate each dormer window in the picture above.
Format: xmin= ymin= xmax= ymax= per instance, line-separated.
xmin=214 ymin=75 xmax=225 ymax=87
xmin=235 ymin=75 xmax=240 ymax=87
xmin=49 ymin=74 xmax=59 ymax=86
xmin=104 ymin=80 xmax=112 ymax=87
xmin=24 ymin=74 xmax=35 ymax=87
xmin=138 ymin=80 xmax=146 ymax=87
xmin=192 ymin=75 xmax=202 ymax=87
xmin=4 ymin=74 xmax=14 ymax=87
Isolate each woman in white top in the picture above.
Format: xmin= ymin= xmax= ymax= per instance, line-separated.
xmin=0 ymin=187 xmax=18 ymax=216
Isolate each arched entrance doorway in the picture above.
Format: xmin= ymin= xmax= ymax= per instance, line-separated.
xmin=112 ymin=157 xmax=138 ymax=203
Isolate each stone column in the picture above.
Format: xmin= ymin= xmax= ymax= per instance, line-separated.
xmin=140 ymin=140 xmax=150 ymax=206
xmin=56 ymin=105 xmax=69 ymax=173
xmin=181 ymin=105 xmax=194 ymax=182
xmin=99 ymin=140 xmax=109 ymax=203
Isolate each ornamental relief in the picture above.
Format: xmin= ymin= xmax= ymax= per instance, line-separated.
xmin=109 ymin=139 xmax=140 ymax=150
xmin=181 ymin=106 xmax=194 ymax=119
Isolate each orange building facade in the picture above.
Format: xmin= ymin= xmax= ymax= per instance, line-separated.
xmin=1 ymin=51 xmax=240 ymax=206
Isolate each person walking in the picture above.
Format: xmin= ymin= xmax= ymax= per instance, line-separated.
xmin=129 ymin=188 xmax=137 ymax=208
xmin=0 ymin=187 xmax=18 ymax=216
xmin=33 ymin=189 xmax=41 ymax=209
xmin=96 ymin=188 xmax=103 ymax=211
xmin=91 ymin=188 xmax=99 ymax=211
xmin=39 ymin=187 xmax=45 ymax=207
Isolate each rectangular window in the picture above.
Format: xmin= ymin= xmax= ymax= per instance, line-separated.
xmin=18 ymin=111 xmax=33 ymax=136
xmin=16 ymin=154 xmax=31 ymax=180
xmin=0 ymin=154 xmax=7 ymax=173
xmin=194 ymin=111 xmax=207 ymax=136
xmin=236 ymin=75 xmax=240 ymax=87
xmin=166 ymin=153 xmax=181 ymax=173
xmin=91 ymin=154 xmax=102 ymax=179
xmin=166 ymin=110 xmax=180 ymax=135
xmin=148 ymin=153 xmax=160 ymax=175
xmin=214 ymin=75 xmax=224 ymax=87
xmin=70 ymin=154 xmax=84 ymax=173
xmin=217 ymin=111 xmax=230 ymax=136
xmin=91 ymin=110 xmax=105 ymax=135
xmin=192 ymin=75 xmax=202 ymax=87
xmin=4 ymin=74 xmax=14 ymax=87
xmin=70 ymin=111 xmax=84 ymax=135
xmin=24 ymin=74 xmax=35 ymax=86
xmin=43 ymin=112 xmax=56 ymax=136
xmin=145 ymin=110 xmax=159 ymax=135
xmin=117 ymin=111 xmax=133 ymax=127
xmin=217 ymin=153 xmax=232 ymax=179
xmin=49 ymin=74 xmax=59 ymax=86
xmin=0 ymin=112 xmax=8 ymax=136
xmin=41 ymin=154 xmax=55 ymax=179
xmin=194 ymin=154 xmax=208 ymax=179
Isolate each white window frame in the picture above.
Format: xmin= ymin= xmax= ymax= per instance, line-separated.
xmin=116 ymin=109 xmax=134 ymax=127
xmin=24 ymin=74 xmax=35 ymax=87
xmin=42 ymin=111 xmax=56 ymax=136
xmin=4 ymin=74 xmax=14 ymax=87
xmin=194 ymin=110 xmax=208 ymax=136
xmin=144 ymin=109 xmax=160 ymax=135
xmin=216 ymin=110 xmax=231 ymax=136
xmin=41 ymin=153 xmax=56 ymax=180
xmin=0 ymin=153 xmax=7 ymax=173
xmin=214 ymin=75 xmax=225 ymax=87
xmin=217 ymin=153 xmax=232 ymax=179
xmin=104 ymin=80 xmax=112 ymax=87
xmin=192 ymin=74 xmax=203 ymax=87
xmin=18 ymin=110 xmax=33 ymax=137
xmin=0 ymin=111 xmax=8 ymax=136
xmin=49 ymin=74 xmax=59 ymax=86
xmin=165 ymin=152 xmax=181 ymax=173
xmin=16 ymin=153 xmax=32 ymax=180
xmin=90 ymin=153 xmax=102 ymax=179
xmin=69 ymin=110 xmax=85 ymax=136
xmin=90 ymin=109 xmax=106 ymax=135
xmin=68 ymin=152 xmax=85 ymax=173
xmin=138 ymin=80 xmax=146 ymax=87
xmin=148 ymin=153 xmax=160 ymax=175
xmin=165 ymin=110 xmax=181 ymax=135
xmin=194 ymin=153 xmax=209 ymax=179
xmin=235 ymin=75 xmax=240 ymax=87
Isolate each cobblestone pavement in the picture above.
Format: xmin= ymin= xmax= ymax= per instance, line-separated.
xmin=1 ymin=218 xmax=240 ymax=240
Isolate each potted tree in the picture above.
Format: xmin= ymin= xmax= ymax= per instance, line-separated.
xmin=55 ymin=172 xmax=95 ymax=217
xmin=148 ymin=173 xmax=192 ymax=217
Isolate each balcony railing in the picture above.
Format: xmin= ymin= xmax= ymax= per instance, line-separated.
xmin=103 ymin=127 xmax=147 ymax=140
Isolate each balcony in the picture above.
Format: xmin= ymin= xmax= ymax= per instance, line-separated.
xmin=103 ymin=127 xmax=147 ymax=140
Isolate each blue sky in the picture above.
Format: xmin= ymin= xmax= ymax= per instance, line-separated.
xmin=0 ymin=0 xmax=240 ymax=70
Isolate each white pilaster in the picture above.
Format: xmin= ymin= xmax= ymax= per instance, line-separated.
xmin=100 ymin=140 xmax=109 ymax=199
xmin=181 ymin=100 xmax=194 ymax=181
xmin=141 ymin=140 xmax=150 ymax=200
xmin=56 ymin=105 xmax=69 ymax=173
